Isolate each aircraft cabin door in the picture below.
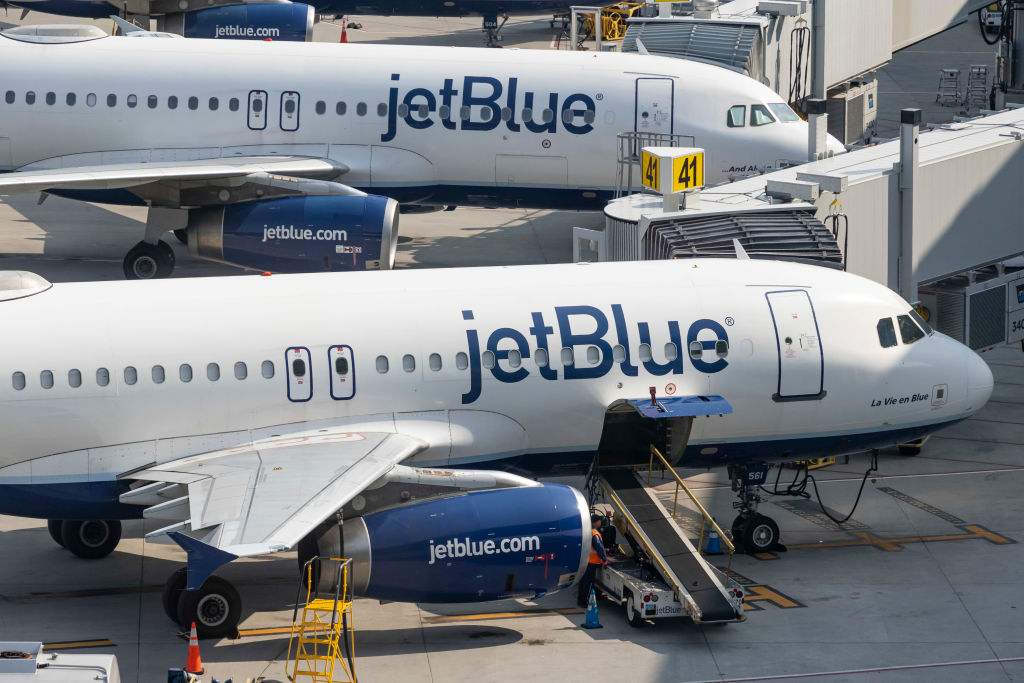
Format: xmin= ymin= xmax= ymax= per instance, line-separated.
xmin=280 ymin=92 xmax=300 ymax=131
xmin=285 ymin=346 xmax=313 ymax=402
xmin=248 ymin=90 xmax=268 ymax=130
xmin=328 ymin=345 xmax=355 ymax=400
xmin=634 ymin=77 xmax=674 ymax=137
xmin=765 ymin=290 xmax=825 ymax=401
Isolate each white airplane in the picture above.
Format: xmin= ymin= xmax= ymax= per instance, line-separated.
xmin=0 ymin=25 xmax=841 ymax=279
xmin=0 ymin=258 xmax=992 ymax=636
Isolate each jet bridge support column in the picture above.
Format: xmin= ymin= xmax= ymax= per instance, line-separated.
xmin=807 ymin=98 xmax=827 ymax=161
xmin=898 ymin=108 xmax=921 ymax=304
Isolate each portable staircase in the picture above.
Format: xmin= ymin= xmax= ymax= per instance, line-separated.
xmin=936 ymin=68 xmax=962 ymax=106
xmin=287 ymin=558 xmax=356 ymax=683
xmin=964 ymin=65 xmax=989 ymax=113
xmin=597 ymin=446 xmax=744 ymax=624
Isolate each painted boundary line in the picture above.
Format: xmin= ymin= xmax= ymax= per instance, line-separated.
xmin=690 ymin=655 xmax=1024 ymax=682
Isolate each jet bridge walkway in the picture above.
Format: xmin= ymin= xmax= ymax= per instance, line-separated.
xmin=598 ymin=462 xmax=744 ymax=624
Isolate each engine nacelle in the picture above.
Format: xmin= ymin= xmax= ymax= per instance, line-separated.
xmin=164 ymin=3 xmax=315 ymax=41
xmin=188 ymin=195 xmax=399 ymax=272
xmin=338 ymin=484 xmax=590 ymax=603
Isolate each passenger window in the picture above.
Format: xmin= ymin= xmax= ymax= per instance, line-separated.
xmin=501 ymin=107 xmax=512 ymax=121
xmin=397 ymin=103 xmax=409 ymax=118
xmin=335 ymin=356 xmax=349 ymax=374
xmin=377 ymin=103 xmax=387 ymax=117
xmin=376 ymin=355 xmax=389 ymax=373
xmin=12 ymin=371 xmax=25 ymax=390
xmin=209 ymin=97 xmax=218 ymax=111
xmin=356 ymin=102 xmax=367 ymax=116
xmin=727 ymin=105 xmax=746 ymax=127
xmin=291 ymin=359 xmax=305 ymax=377
xmin=439 ymin=104 xmax=450 ymax=119
xmin=207 ymin=362 xmax=220 ymax=381
xmin=68 ymin=369 xmax=81 ymax=388
xmin=187 ymin=96 xmax=198 ymax=110
xmin=234 ymin=361 xmax=247 ymax=380
xmin=229 ymin=98 xmax=239 ymax=111
xmin=40 ymin=370 xmax=53 ymax=389
xmin=286 ymin=99 xmax=297 ymax=114
xmin=508 ymin=349 xmax=522 ymax=368
xmin=402 ymin=354 xmax=416 ymax=372
xmin=180 ymin=363 xmax=193 ymax=382
xmin=522 ymin=107 xmax=533 ymax=121
xmin=96 ymin=368 xmax=109 ymax=386
xmin=456 ymin=352 xmax=469 ymax=370
xmin=586 ymin=346 xmax=600 ymax=365
xmin=106 ymin=93 xmax=116 ymax=107
xmin=428 ymin=353 xmax=441 ymax=371
xmin=123 ymin=366 xmax=137 ymax=386
xmin=87 ymin=93 xmax=97 ymax=107
xmin=261 ymin=360 xmax=274 ymax=378
xmin=612 ymin=345 xmax=626 ymax=363
xmin=584 ymin=110 xmax=596 ymax=124
xmin=480 ymin=107 xmax=492 ymax=122
xmin=689 ymin=341 xmax=703 ymax=359
xmin=315 ymin=100 xmax=326 ymax=115
xmin=336 ymin=101 xmax=346 ymax=115
xmin=638 ymin=344 xmax=652 ymax=362
xmin=4 ymin=91 xmax=13 ymax=104
xmin=897 ymin=314 xmax=925 ymax=345
xmin=909 ymin=308 xmax=933 ymax=336
xmin=167 ymin=95 xmax=177 ymax=110
xmin=45 ymin=92 xmax=55 ymax=105
xmin=876 ymin=318 xmax=898 ymax=348
xmin=767 ymin=102 xmax=800 ymax=122
xmin=751 ymin=104 xmax=776 ymax=126
xmin=25 ymin=91 xmax=36 ymax=105
xmin=251 ymin=98 xmax=262 ymax=113
xmin=560 ymin=347 xmax=574 ymax=366
xmin=127 ymin=94 xmax=137 ymax=108
xmin=715 ymin=340 xmax=729 ymax=357
xmin=152 ymin=365 xmax=165 ymax=384
xmin=459 ymin=106 xmax=470 ymax=121
xmin=147 ymin=95 xmax=157 ymax=109
xmin=66 ymin=93 xmax=76 ymax=106
xmin=542 ymin=109 xmax=554 ymax=123
xmin=664 ymin=343 xmax=678 ymax=361
xmin=535 ymin=348 xmax=549 ymax=367
xmin=482 ymin=350 xmax=496 ymax=370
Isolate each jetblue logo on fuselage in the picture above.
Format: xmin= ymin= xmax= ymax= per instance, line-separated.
xmin=382 ymin=74 xmax=597 ymax=143
xmin=460 ymin=305 xmax=729 ymax=404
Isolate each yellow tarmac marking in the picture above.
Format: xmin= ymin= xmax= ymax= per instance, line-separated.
xmin=743 ymin=585 xmax=802 ymax=609
xmin=43 ymin=639 xmax=115 ymax=650
xmin=423 ymin=608 xmax=583 ymax=624
xmin=784 ymin=524 xmax=1015 ymax=552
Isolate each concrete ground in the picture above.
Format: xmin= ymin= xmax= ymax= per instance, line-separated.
xmin=1 ymin=8 xmax=1022 ymax=683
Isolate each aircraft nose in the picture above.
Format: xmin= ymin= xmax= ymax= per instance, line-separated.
xmin=966 ymin=350 xmax=994 ymax=412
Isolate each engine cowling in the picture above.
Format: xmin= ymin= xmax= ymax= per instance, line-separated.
xmin=165 ymin=3 xmax=315 ymax=41
xmin=187 ymin=195 xmax=399 ymax=272
xmin=336 ymin=484 xmax=590 ymax=603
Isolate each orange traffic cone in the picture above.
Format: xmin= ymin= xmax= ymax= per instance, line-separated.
xmin=184 ymin=621 xmax=204 ymax=675
xmin=340 ymin=17 xmax=348 ymax=43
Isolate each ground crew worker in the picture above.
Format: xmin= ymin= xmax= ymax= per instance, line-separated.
xmin=577 ymin=513 xmax=610 ymax=607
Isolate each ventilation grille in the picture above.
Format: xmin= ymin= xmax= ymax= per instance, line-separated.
xmin=621 ymin=21 xmax=761 ymax=76
xmin=969 ymin=285 xmax=1006 ymax=349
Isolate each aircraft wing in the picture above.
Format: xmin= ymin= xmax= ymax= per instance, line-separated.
xmin=120 ymin=429 xmax=427 ymax=587
xmin=0 ymin=156 xmax=351 ymax=196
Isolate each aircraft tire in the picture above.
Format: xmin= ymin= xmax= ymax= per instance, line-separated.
xmin=625 ymin=592 xmax=645 ymax=628
xmin=177 ymin=575 xmax=242 ymax=639
xmin=60 ymin=519 xmax=122 ymax=559
xmin=123 ymin=240 xmax=175 ymax=280
xmin=741 ymin=515 xmax=779 ymax=554
xmin=47 ymin=519 xmax=66 ymax=548
xmin=162 ymin=567 xmax=189 ymax=623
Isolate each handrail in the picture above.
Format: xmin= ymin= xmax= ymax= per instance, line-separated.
xmin=648 ymin=445 xmax=736 ymax=556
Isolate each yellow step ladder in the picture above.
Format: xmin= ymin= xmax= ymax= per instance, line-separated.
xmin=286 ymin=557 xmax=356 ymax=683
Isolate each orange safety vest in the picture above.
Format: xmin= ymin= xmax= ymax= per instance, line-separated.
xmin=588 ymin=528 xmax=603 ymax=565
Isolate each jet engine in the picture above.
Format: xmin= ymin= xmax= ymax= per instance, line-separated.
xmin=162 ymin=3 xmax=315 ymax=41
xmin=187 ymin=194 xmax=399 ymax=272
xmin=307 ymin=484 xmax=590 ymax=603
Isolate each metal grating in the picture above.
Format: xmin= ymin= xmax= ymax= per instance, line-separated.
xmin=934 ymin=291 xmax=965 ymax=343
xmin=968 ymin=285 xmax=1006 ymax=349
xmin=621 ymin=21 xmax=762 ymax=77
xmin=641 ymin=209 xmax=843 ymax=265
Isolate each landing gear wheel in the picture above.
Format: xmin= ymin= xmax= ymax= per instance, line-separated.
xmin=162 ymin=567 xmax=189 ymax=623
xmin=176 ymin=575 xmax=242 ymax=639
xmin=172 ymin=229 xmax=188 ymax=245
xmin=47 ymin=519 xmax=65 ymax=548
xmin=741 ymin=514 xmax=780 ymax=554
xmin=625 ymin=593 xmax=645 ymax=628
xmin=731 ymin=516 xmax=748 ymax=547
xmin=123 ymin=240 xmax=175 ymax=280
xmin=60 ymin=519 xmax=121 ymax=559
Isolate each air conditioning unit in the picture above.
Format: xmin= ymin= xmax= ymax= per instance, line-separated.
xmin=826 ymin=80 xmax=878 ymax=144
xmin=919 ymin=267 xmax=1024 ymax=351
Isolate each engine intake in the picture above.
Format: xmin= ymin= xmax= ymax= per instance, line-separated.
xmin=188 ymin=195 xmax=399 ymax=272
xmin=163 ymin=3 xmax=315 ymax=41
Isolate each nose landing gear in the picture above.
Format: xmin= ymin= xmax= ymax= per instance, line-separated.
xmin=728 ymin=464 xmax=786 ymax=554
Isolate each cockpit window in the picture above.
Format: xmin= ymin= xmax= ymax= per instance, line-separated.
xmin=750 ymin=104 xmax=776 ymax=126
xmin=727 ymin=105 xmax=746 ymax=128
xmin=909 ymin=308 xmax=933 ymax=336
xmin=767 ymin=103 xmax=800 ymax=122
xmin=897 ymin=314 xmax=925 ymax=345
xmin=877 ymin=318 xmax=898 ymax=348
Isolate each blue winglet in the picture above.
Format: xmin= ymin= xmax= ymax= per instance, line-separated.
xmin=168 ymin=531 xmax=239 ymax=590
